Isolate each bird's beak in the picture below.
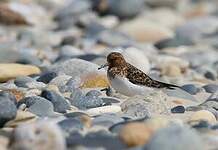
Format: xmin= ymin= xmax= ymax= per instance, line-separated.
xmin=98 ymin=63 xmax=108 ymax=70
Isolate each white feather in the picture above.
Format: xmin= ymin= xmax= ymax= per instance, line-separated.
xmin=108 ymin=75 xmax=154 ymax=97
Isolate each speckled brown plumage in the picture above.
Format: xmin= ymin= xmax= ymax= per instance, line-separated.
xmin=107 ymin=52 xmax=180 ymax=90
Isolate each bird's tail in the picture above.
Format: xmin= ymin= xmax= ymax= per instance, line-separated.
xmin=151 ymin=80 xmax=181 ymax=90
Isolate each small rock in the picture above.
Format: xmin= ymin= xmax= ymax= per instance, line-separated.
xmin=176 ymin=16 xmax=218 ymax=40
xmin=119 ymin=122 xmax=153 ymax=147
xmin=67 ymin=130 xmax=126 ymax=149
xmin=17 ymin=96 xmax=55 ymax=117
xmin=9 ymin=121 xmax=66 ymax=150
xmin=93 ymin=113 xmax=124 ymax=128
xmin=65 ymin=112 xmax=92 ymax=128
xmin=37 ymin=71 xmax=58 ymax=84
xmin=93 ymin=0 xmax=144 ymax=19
xmin=171 ymin=105 xmax=185 ymax=113
xmin=58 ymin=118 xmax=84 ymax=134
xmin=41 ymin=90 xmax=70 ymax=113
xmin=144 ymin=125 xmax=204 ymax=150
xmin=80 ymin=73 xmax=109 ymax=88
xmin=181 ymin=84 xmax=199 ymax=95
xmin=118 ymin=18 xmax=174 ymax=43
xmin=71 ymin=95 xmax=104 ymax=109
xmin=121 ymin=99 xmax=151 ymax=119
xmin=5 ymin=110 xmax=37 ymax=128
xmin=50 ymin=58 xmax=106 ymax=78
xmin=202 ymin=84 xmax=218 ymax=93
xmin=14 ymin=76 xmax=35 ymax=87
xmin=161 ymin=64 xmax=182 ymax=77
xmin=189 ymin=110 xmax=217 ymax=124
xmin=0 ymin=63 xmax=40 ymax=82
xmin=0 ymin=94 xmax=17 ymax=127
xmin=86 ymin=105 xmax=121 ymax=116
xmin=97 ymin=29 xmax=133 ymax=47
xmin=49 ymin=75 xmax=72 ymax=89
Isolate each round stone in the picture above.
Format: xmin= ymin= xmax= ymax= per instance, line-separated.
xmin=119 ymin=122 xmax=153 ymax=147
xmin=171 ymin=105 xmax=185 ymax=113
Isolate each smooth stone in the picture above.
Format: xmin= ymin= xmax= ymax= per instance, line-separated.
xmin=186 ymin=100 xmax=218 ymax=112
xmin=16 ymin=53 xmax=42 ymax=66
xmin=202 ymin=84 xmax=218 ymax=93
xmin=25 ymin=81 xmax=46 ymax=89
xmin=14 ymin=76 xmax=35 ymax=87
xmin=204 ymin=70 xmax=216 ymax=80
xmin=41 ymin=90 xmax=70 ymax=113
xmin=67 ymin=130 xmax=126 ymax=149
xmin=0 ymin=63 xmax=40 ymax=82
xmin=92 ymin=114 xmax=124 ymax=127
xmin=55 ymin=0 xmax=91 ymax=21
xmin=118 ymin=18 xmax=174 ymax=43
xmin=70 ymin=88 xmax=84 ymax=101
xmin=121 ymin=92 xmax=172 ymax=118
xmin=181 ymin=84 xmax=199 ymax=95
xmin=119 ymin=122 xmax=153 ymax=147
xmin=154 ymin=36 xmax=193 ymax=49
xmin=93 ymin=0 xmax=144 ymax=19
xmin=122 ymin=47 xmax=150 ymax=73
xmin=190 ymin=120 xmax=210 ymax=129
xmin=85 ymin=105 xmax=121 ymax=116
xmin=5 ymin=110 xmax=37 ymax=128
xmin=86 ymin=90 xmax=102 ymax=97
xmin=101 ymin=97 xmax=120 ymax=104
xmin=9 ymin=121 xmax=66 ymax=150
xmin=64 ymin=112 xmax=92 ymax=128
xmin=121 ymin=99 xmax=151 ymax=119
xmin=155 ymin=55 xmax=189 ymax=71
xmin=171 ymin=105 xmax=185 ymax=113
xmin=0 ymin=94 xmax=17 ymax=127
xmin=189 ymin=110 xmax=217 ymax=124
xmin=144 ymin=125 xmax=204 ymax=150
xmin=161 ymin=63 xmax=182 ymax=77
xmin=80 ymin=73 xmax=109 ymax=88
xmin=51 ymin=58 xmax=106 ymax=78
xmin=49 ymin=75 xmax=72 ymax=89
xmin=0 ymin=90 xmax=17 ymax=105
xmin=17 ymin=96 xmax=55 ymax=117
xmin=37 ymin=71 xmax=58 ymax=84
xmin=59 ymin=45 xmax=84 ymax=58
xmin=144 ymin=117 xmax=182 ymax=132
xmin=97 ymin=29 xmax=133 ymax=47
xmin=58 ymin=118 xmax=84 ymax=134
xmin=166 ymin=88 xmax=197 ymax=101
xmin=176 ymin=16 xmax=218 ymax=40
xmin=0 ymin=49 xmax=20 ymax=63
xmin=60 ymin=77 xmax=81 ymax=93
xmin=71 ymin=94 xmax=105 ymax=109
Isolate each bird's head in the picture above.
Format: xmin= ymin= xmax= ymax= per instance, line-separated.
xmin=98 ymin=52 xmax=126 ymax=70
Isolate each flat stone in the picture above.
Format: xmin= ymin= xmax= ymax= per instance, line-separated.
xmin=0 ymin=63 xmax=40 ymax=82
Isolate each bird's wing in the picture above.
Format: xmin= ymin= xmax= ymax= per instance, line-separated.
xmin=126 ymin=63 xmax=180 ymax=89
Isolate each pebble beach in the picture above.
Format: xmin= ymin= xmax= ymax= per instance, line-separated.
xmin=0 ymin=0 xmax=218 ymax=149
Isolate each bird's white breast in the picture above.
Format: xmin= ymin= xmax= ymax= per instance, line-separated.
xmin=108 ymin=75 xmax=153 ymax=97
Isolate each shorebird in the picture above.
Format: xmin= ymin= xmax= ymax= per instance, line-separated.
xmin=98 ymin=52 xmax=181 ymax=97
